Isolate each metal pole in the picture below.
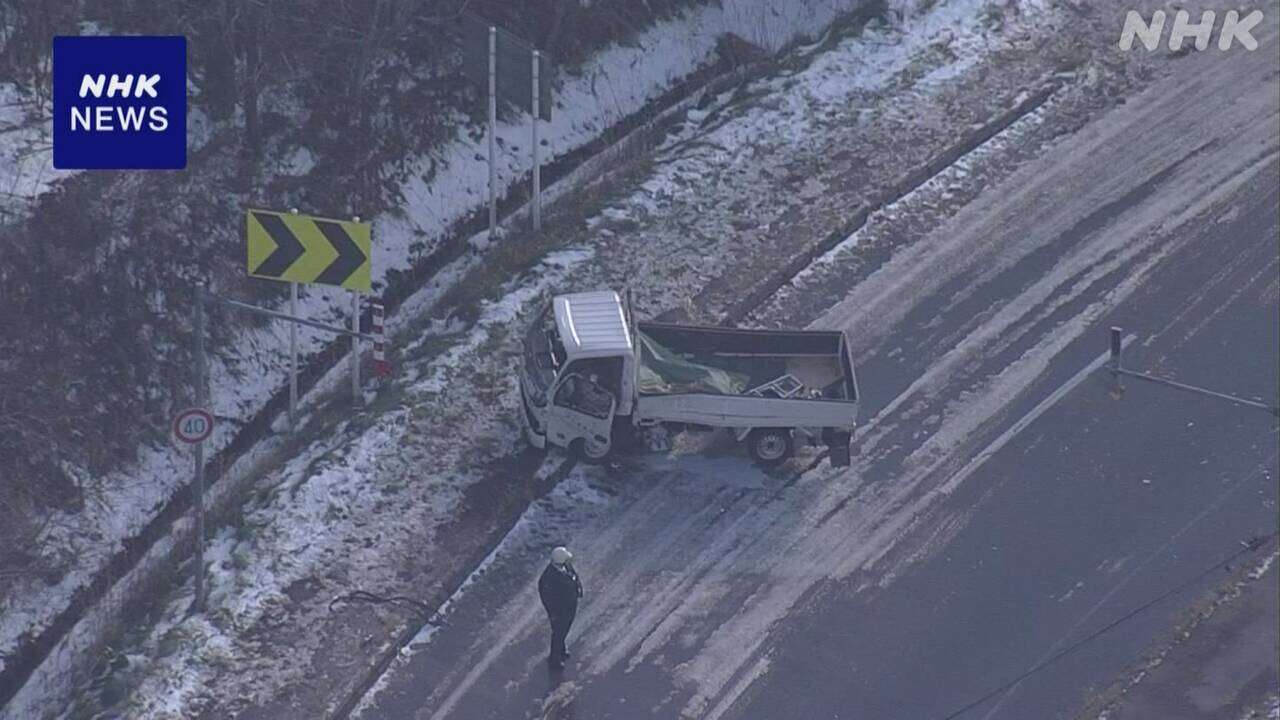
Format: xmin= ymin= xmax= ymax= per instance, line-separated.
xmin=211 ymin=295 xmax=374 ymax=340
xmin=192 ymin=283 xmax=206 ymax=613
xmin=488 ymin=26 xmax=497 ymax=240
xmin=532 ymin=49 xmax=541 ymax=232
xmin=351 ymin=214 xmax=362 ymax=405
xmin=289 ymin=281 xmax=298 ymax=431
xmin=289 ymin=208 xmax=300 ymax=431
xmin=1109 ymin=326 xmax=1279 ymax=416
xmin=351 ymin=289 xmax=361 ymax=404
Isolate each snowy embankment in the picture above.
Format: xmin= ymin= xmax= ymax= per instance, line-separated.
xmin=0 ymin=0 xmax=867 ymax=713
xmin=0 ymin=84 xmax=75 ymax=223
xmin=89 ymin=0 xmax=1081 ymax=715
xmin=346 ymin=10 xmax=1280 ymax=719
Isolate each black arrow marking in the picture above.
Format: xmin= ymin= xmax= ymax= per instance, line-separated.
xmin=314 ymin=220 xmax=366 ymax=287
xmin=251 ymin=212 xmax=306 ymax=278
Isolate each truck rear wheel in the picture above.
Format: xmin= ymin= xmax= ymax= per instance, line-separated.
xmin=747 ymin=428 xmax=792 ymax=467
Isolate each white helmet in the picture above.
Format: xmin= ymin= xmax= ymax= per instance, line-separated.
xmin=550 ymin=546 xmax=573 ymax=565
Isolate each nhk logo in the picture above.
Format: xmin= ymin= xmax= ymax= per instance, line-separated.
xmin=1118 ymin=9 xmax=1264 ymax=51
xmin=53 ymin=36 xmax=186 ymax=169
xmin=73 ymin=74 xmax=169 ymax=131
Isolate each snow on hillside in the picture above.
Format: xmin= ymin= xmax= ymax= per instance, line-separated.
xmin=72 ymin=0 xmax=1069 ymax=714
xmin=0 ymin=0 xmax=871 ymax=704
xmin=0 ymin=84 xmax=75 ymax=223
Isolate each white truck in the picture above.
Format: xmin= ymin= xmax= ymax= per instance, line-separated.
xmin=519 ymin=290 xmax=860 ymax=467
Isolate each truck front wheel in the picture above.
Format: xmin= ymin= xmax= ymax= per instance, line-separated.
xmin=571 ymin=437 xmax=613 ymax=464
xmin=747 ymin=428 xmax=792 ymax=467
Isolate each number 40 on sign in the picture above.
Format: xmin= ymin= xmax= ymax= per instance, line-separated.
xmin=173 ymin=407 xmax=214 ymax=444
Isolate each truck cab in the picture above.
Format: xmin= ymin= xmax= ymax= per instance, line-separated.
xmin=520 ymin=291 xmax=634 ymax=460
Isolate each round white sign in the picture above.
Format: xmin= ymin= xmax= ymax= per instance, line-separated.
xmin=173 ymin=408 xmax=214 ymax=444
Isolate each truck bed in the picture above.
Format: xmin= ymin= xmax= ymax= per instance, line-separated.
xmin=634 ymin=322 xmax=858 ymax=428
xmin=635 ymin=392 xmax=859 ymax=428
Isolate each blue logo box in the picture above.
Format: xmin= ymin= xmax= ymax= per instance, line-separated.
xmin=53 ymin=36 xmax=186 ymax=169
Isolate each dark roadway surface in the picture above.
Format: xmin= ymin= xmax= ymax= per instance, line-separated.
xmin=356 ymin=17 xmax=1279 ymax=720
xmin=734 ymin=166 xmax=1280 ymax=720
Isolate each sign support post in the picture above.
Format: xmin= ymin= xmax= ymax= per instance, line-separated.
xmin=289 ymin=280 xmax=298 ymax=430
xmin=192 ymin=282 xmax=207 ymax=613
xmin=488 ymin=26 xmax=498 ymax=240
xmin=287 ymin=207 xmax=300 ymax=431
xmin=350 ymin=216 xmax=361 ymax=405
xmin=532 ymin=49 xmax=541 ymax=232
xmin=351 ymin=289 xmax=361 ymax=404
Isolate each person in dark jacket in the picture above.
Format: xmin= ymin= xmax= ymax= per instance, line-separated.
xmin=538 ymin=546 xmax=584 ymax=669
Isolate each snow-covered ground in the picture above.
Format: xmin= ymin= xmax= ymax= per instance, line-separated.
xmin=0 ymin=0 xmax=886 ymax=713
xmin=347 ymin=13 xmax=1278 ymax=717
xmin=0 ymin=84 xmax=75 ymax=223
xmin=47 ymin=0 xmax=1116 ymax=715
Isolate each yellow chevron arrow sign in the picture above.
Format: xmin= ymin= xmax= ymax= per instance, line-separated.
xmin=246 ymin=209 xmax=372 ymax=292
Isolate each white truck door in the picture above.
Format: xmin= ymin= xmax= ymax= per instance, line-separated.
xmin=546 ymin=372 xmax=617 ymax=459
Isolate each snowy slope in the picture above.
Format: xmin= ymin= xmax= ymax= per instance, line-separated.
xmin=0 ymin=0 xmax=878 ymax=712
xmin=0 ymin=84 xmax=75 ymax=223
xmin=59 ymin=0 xmax=1100 ymax=715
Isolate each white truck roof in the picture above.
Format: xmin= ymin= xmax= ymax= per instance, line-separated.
xmin=554 ymin=290 xmax=632 ymax=358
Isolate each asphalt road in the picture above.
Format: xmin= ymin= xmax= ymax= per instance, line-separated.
xmin=355 ymin=19 xmax=1279 ymax=720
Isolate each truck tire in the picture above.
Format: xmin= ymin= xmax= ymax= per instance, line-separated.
xmin=747 ymin=428 xmax=792 ymax=467
xmin=571 ymin=437 xmax=613 ymax=464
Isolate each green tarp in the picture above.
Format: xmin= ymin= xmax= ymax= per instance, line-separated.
xmin=637 ymin=329 xmax=750 ymax=396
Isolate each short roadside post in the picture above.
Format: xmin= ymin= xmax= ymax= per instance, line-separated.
xmin=372 ymin=301 xmax=390 ymax=379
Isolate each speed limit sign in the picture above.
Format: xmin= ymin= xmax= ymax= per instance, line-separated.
xmin=173 ymin=408 xmax=214 ymax=444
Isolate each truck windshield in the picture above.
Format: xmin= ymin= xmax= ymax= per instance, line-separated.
xmin=523 ymin=303 xmax=564 ymax=391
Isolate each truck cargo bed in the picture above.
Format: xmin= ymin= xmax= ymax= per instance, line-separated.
xmin=636 ymin=322 xmax=857 ymax=408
